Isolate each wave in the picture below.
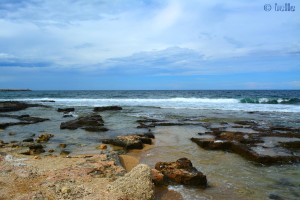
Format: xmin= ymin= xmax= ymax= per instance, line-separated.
xmin=0 ymin=97 xmax=239 ymax=104
xmin=1 ymin=97 xmax=299 ymax=113
xmin=240 ymin=98 xmax=300 ymax=105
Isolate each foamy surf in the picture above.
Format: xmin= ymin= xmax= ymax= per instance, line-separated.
xmin=1 ymin=97 xmax=299 ymax=113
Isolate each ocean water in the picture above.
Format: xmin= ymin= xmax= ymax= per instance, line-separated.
xmin=1 ymin=90 xmax=300 ymax=112
xmin=1 ymin=90 xmax=300 ymax=200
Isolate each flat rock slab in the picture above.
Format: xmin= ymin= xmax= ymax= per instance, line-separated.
xmin=155 ymin=158 xmax=207 ymax=187
xmin=191 ymin=138 xmax=300 ymax=165
xmin=93 ymin=106 xmax=122 ymax=112
xmin=0 ymin=101 xmax=48 ymax=112
xmin=0 ymin=114 xmax=49 ymax=129
xmin=57 ymin=108 xmax=75 ymax=113
xmin=60 ymin=114 xmax=108 ymax=132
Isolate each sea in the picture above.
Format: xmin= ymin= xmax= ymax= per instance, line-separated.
xmin=0 ymin=90 xmax=299 ymax=199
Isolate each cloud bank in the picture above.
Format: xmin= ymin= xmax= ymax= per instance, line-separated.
xmin=0 ymin=0 xmax=299 ymax=89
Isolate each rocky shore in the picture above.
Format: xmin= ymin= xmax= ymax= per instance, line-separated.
xmin=1 ymin=101 xmax=299 ymax=200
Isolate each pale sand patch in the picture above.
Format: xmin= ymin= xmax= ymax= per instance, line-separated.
xmin=119 ymin=154 xmax=139 ymax=172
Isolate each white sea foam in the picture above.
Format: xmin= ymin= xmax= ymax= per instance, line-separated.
xmin=0 ymin=98 xmax=299 ymax=113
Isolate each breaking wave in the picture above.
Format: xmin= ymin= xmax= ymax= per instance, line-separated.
xmin=240 ymin=98 xmax=300 ymax=105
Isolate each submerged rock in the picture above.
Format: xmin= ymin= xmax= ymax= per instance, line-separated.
xmin=107 ymin=164 xmax=154 ymax=200
xmin=191 ymin=138 xmax=300 ymax=165
xmin=0 ymin=114 xmax=49 ymax=129
xmin=93 ymin=106 xmax=122 ymax=112
xmin=36 ymin=133 xmax=54 ymax=143
xmin=155 ymin=158 xmax=207 ymax=187
xmin=60 ymin=114 xmax=107 ymax=132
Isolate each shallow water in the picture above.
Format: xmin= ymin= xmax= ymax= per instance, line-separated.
xmin=1 ymin=90 xmax=300 ymax=199
xmin=140 ymin=126 xmax=300 ymax=200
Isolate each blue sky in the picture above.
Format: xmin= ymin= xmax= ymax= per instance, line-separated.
xmin=0 ymin=0 xmax=299 ymax=89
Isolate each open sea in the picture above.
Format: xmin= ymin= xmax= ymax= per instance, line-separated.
xmin=1 ymin=90 xmax=300 ymax=199
xmin=1 ymin=90 xmax=300 ymax=112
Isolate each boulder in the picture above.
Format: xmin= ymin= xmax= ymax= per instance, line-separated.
xmin=60 ymin=114 xmax=107 ymax=132
xmin=155 ymin=158 xmax=207 ymax=187
xmin=102 ymin=133 xmax=153 ymax=150
xmin=107 ymin=164 xmax=154 ymax=200
xmin=102 ymin=135 xmax=143 ymax=150
xmin=93 ymin=106 xmax=122 ymax=112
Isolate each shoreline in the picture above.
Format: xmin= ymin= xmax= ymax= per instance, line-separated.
xmin=0 ymin=98 xmax=299 ymax=200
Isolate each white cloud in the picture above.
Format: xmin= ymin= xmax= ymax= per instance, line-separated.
xmin=0 ymin=0 xmax=299 ymax=68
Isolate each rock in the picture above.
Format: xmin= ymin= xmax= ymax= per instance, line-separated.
xmin=23 ymin=138 xmax=34 ymax=142
xmin=60 ymin=150 xmax=71 ymax=156
xmin=151 ymin=169 xmax=164 ymax=185
xmin=57 ymin=108 xmax=75 ymax=112
xmin=41 ymin=100 xmax=55 ymax=102
xmin=36 ymin=133 xmax=54 ymax=143
xmin=84 ymin=126 xmax=108 ymax=132
xmin=0 ymin=140 xmax=5 ymax=147
xmin=218 ymin=132 xmax=245 ymax=142
xmin=191 ymin=138 xmax=300 ymax=165
xmin=48 ymin=149 xmax=55 ymax=153
xmin=27 ymin=144 xmax=45 ymax=155
xmin=234 ymin=120 xmax=257 ymax=126
xmin=93 ymin=106 xmax=122 ymax=112
xmin=103 ymin=135 xmax=143 ymax=150
xmin=279 ymin=141 xmax=300 ymax=149
xmin=61 ymin=186 xmax=71 ymax=194
xmin=60 ymin=114 xmax=107 ymax=132
xmin=99 ymin=144 xmax=107 ymax=150
xmin=0 ymin=101 xmax=48 ymax=112
xmin=191 ymin=138 xmax=232 ymax=150
xmin=63 ymin=112 xmax=75 ymax=118
xmin=0 ymin=114 xmax=49 ymax=130
xmin=102 ymin=133 xmax=153 ymax=150
xmin=107 ymin=164 xmax=154 ymax=200
xmin=59 ymin=143 xmax=67 ymax=148
xmin=155 ymin=158 xmax=207 ymax=187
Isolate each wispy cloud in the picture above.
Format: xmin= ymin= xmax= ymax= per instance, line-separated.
xmin=0 ymin=0 xmax=299 ymax=89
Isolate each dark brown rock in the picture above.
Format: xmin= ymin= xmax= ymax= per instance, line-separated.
xmin=36 ymin=133 xmax=54 ymax=143
xmin=151 ymin=169 xmax=164 ymax=185
xmin=155 ymin=158 xmax=207 ymax=187
xmin=0 ymin=101 xmax=48 ymax=112
xmin=23 ymin=138 xmax=34 ymax=142
xmin=60 ymin=114 xmax=107 ymax=132
xmin=191 ymin=138 xmax=232 ymax=150
xmin=93 ymin=106 xmax=122 ymax=112
xmin=279 ymin=141 xmax=300 ymax=149
xmin=59 ymin=143 xmax=67 ymax=148
xmin=0 ymin=114 xmax=49 ymax=129
xmin=191 ymin=138 xmax=300 ymax=165
xmin=57 ymin=108 xmax=75 ymax=112
xmin=27 ymin=144 xmax=45 ymax=155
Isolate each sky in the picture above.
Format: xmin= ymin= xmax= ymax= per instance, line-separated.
xmin=0 ymin=0 xmax=299 ymax=90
